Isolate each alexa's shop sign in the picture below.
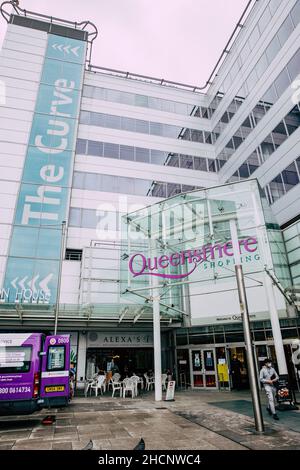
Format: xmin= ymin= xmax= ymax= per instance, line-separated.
xmin=129 ymin=237 xmax=259 ymax=279
xmin=87 ymin=332 xmax=153 ymax=348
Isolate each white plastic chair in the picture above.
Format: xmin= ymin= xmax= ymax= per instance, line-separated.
xmin=161 ymin=374 xmax=168 ymax=391
xmin=130 ymin=375 xmax=140 ymax=397
xmin=111 ymin=375 xmax=122 ymax=398
xmin=144 ymin=373 xmax=155 ymax=391
xmin=107 ymin=373 xmax=121 ymax=391
xmin=133 ymin=374 xmax=144 ymax=391
xmin=84 ymin=375 xmax=98 ymax=397
xmin=123 ymin=378 xmax=135 ymax=398
xmin=90 ymin=375 xmax=106 ymax=397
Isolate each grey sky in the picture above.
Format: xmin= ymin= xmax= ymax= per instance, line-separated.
xmin=0 ymin=0 xmax=248 ymax=85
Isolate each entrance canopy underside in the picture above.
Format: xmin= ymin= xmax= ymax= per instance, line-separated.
xmin=0 ymin=302 xmax=181 ymax=328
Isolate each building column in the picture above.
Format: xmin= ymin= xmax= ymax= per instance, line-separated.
xmin=264 ymin=273 xmax=288 ymax=375
xmin=76 ymin=332 xmax=87 ymax=389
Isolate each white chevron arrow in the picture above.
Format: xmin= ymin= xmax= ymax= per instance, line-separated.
xmin=52 ymin=43 xmax=80 ymax=57
xmin=39 ymin=273 xmax=54 ymax=295
xmin=71 ymin=46 xmax=80 ymax=56
xmin=27 ymin=275 xmax=39 ymax=294
xmin=19 ymin=276 xmax=28 ymax=290
xmin=11 ymin=277 xmax=18 ymax=289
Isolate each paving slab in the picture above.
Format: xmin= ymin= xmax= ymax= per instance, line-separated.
xmin=0 ymin=389 xmax=299 ymax=450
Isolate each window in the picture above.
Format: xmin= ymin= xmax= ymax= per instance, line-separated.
xmin=151 ymin=149 xmax=167 ymax=165
xmin=88 ymin=140 xmax=103 ymax=157
xmin=82 ymin=208 xmax=97 ymax=229
xmin=180 ymin=155 xmax=193 ymax=169
xmin=194 ymin=157 xmax=208 ymax=171
xmin=136 ymin=147 xmax=150 ymax=163
xmin=69 ymin=208 xmax=81 ymax=227
xmin=73 ymin=172 xmax=85 ymax=189
xmin=135 ymin=94 xmax=148 ymax=107
xmin=265 ymin=35 xmax=281 ymax=65
xmin=80 ymin=111 xmax=90 ymax=124
xmin=106 ymin=89 xmax=121 ymax=103
xmin=281 ymin=162 xmax=299 ymax=191
xmin=258 ymin=6 xmax=272 ymax=34
xmin=150 ymin=122 xmax=164 ymax=136
xmin=135 ymin=119 xmax=149 ymax=134
xmin=274 ymin=68 xmax=290 ymax=97
xmin=277 ymin=15 xmax=294 ymax=47
xmin=85 ymin=173 xmax=99 ymax=190
xmin=0 ymin=346 xmax=31 ymax=373
xmin=287 ymin=49 xmax=300 ymax=82
xmin=285 ymin=106 xmax=300 ymax=135
xmin=76 ymin=139 xmax=87 ymax=154
xmin=103 ymin=143 xmax=119 ymax=159
xmin=208 ymin=159 xmax=216 ymax=172
xmin=120 ymin=145 xmax=135 ymax=161
xmin=121 ymin=116 xmax=136 ymax=132
xmin=291 ymin=0 xmax=300 ymax=28
xmin=269 ymin=174 xmax=285 ymax=202
xmin=47 ymin=346 xmax=65 ymax=371
xmin=262 ymin=83 xmax=278 ymax=106
xmin=248 ymin=26 xmax=260 ymax=51
xmin=105 ymin=114 xmax=121 ymax=129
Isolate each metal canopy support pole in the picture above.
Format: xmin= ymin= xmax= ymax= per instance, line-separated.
xmin=152 ymin=272 xmax=162 ymax=401
xmin=264 ymin=273 xmax=288 ymax=375
xmin=230 ymin=219 xmax=264 ymax=433
xmin=54 ymin=221 xmax=66 ymax=335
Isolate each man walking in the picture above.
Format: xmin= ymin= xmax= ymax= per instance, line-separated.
xmin=260 ymin=358 xmax=279 ymax=420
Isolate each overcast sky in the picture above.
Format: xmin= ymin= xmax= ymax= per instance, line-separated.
xmin=0 ymin=0 xmax=248 ymax=85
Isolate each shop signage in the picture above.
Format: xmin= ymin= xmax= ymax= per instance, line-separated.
xmin=129 ymin=237 xmax=258 ymax=279
xmin=2 ymin=35 xmax=86 ymax=304
xmin=165 ymin=380 xmax=175 ymax=401
xmin=0 ymin=288 xmax=50 ymax=304
xmin=87 ymin=332 xmax=153 ymax=348
xmin=276 ymin=375 xmax=293 ymax=403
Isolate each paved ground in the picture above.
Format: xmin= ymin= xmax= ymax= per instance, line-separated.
xmin=0 ymin=389 xmax=300 ymax=450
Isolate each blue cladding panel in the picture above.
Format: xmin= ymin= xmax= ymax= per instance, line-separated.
xmin=3 ymin=34 xmax=86 ymax=304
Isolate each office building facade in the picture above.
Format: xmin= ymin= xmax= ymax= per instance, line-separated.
xmin=0 ymin=0 xmax=299 ymax=390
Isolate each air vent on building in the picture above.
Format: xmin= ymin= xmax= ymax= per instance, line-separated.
xmin=65 ymin=248 xmax=82 ymax=261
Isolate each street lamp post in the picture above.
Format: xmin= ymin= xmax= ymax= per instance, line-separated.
xmin=54 ymin=221 xmax=66 ymax=335
xmin=230 ymin=219 xmax=264 ymax=433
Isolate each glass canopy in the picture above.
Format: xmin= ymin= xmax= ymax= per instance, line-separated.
xmin=120 ymin=180 xmax=287 ymax=317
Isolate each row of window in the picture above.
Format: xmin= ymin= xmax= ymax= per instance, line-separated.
xmin=264 ymin=157 xmax=300 ymax=205
xmin=282 ymin=220 xmax=300 ymax=285
xmin=225 ymin=104 xmax=300 ymax=179
xmin=79 ymin=110 xmax=214 ymax=143
xmin=82 ymin=84 xmax=209 ymax=118
xmin=75 ymin=138 xmax=217 ymax=172
xmin=72 ymin=171 xmax=201 ymax=198
xmin=215 ymin=48 xmax=300 ymax=162
xmin=210 ymin=0 xmax=300 ymax=136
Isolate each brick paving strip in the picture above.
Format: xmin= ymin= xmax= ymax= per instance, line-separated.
xmin=0 ymin=391 xmax=299 ymax=450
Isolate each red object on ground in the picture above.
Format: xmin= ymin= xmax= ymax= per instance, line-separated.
xmin=42 ymin=415 xmax=56 ymax=425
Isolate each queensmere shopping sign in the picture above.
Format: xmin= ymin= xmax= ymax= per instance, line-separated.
xmin=129 ymin=237 xmax=259 ymax=279
xmin=2 ymin=34 xmax=86 ymax=304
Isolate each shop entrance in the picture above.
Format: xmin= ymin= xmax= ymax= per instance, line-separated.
xmin=190 ymin=348 xmax=218 ymax=389
xmin=228 ymin=346 xmax=249 ymax=390
xmin=86 ymin=348 xmax=154 ymax=379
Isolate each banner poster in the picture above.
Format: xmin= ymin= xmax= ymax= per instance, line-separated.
xmin=165 ymin=380 xmax=176 ymax=401
xmin=276 ymin=375 xmax=292 ymax=403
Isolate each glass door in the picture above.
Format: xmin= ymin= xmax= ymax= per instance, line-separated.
xmin=190 ymin=349 xmax=217 ymax=389
xmin=203 ymin=349 xmax=217 ymax=388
